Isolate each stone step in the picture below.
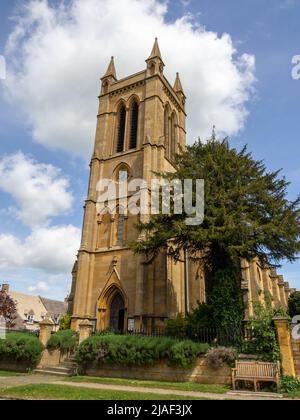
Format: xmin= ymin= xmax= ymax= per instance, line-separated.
xmin=34 ymin=366 xmax=74 ymax=377
xmin=34 ymin=369 xmax=71 ymax=377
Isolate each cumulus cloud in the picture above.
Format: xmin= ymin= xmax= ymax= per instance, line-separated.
xmin=28 ymin=281 xmax=50 ymax=293
xmin=5 ymin=0 xmax=256 ymax=158
xmin=0 ymin=152 xmax=74 ymax=227
xmin=0 ymin=225 xmax=81 ymax=274
xmin=0 ymin=153 xmax=80 ymax=296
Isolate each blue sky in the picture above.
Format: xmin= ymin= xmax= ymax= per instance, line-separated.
xmin=0 ymin=0 xmax=299 ymax=299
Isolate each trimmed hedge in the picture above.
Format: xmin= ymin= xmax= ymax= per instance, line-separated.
xmin=47 ymin=330 xmax=78 ymax=352
xmin=76 ymin=334 xmax=209 ymax=369
xmin=0 ymin=332 xmax=44 ymax=367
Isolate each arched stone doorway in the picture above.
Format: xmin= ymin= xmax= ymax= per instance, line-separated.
xmin=109 ymin=293 xmax=125 ymax=332
xmin=97 ymin=283 xmax=128 ymax=332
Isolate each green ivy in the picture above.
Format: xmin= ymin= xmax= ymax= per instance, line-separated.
xmin=243 ymin=302 xmax=280 ymax=362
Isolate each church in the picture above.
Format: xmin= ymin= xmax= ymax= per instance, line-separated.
xmin=68 ymin=39 xmax=294 ymax=332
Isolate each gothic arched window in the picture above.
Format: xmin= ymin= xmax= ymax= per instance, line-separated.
xmin=129 ymin=101 xmax=139 ymax=150
xmin=117 ymin=213 xmax=125 ymax=243
xmin=164 ymin=105 xmax=171 ymax=159
xmin=170 ymin=112 xmax=177 ymax=157
xmin=116 ymin=105 xmax=126 ymax=153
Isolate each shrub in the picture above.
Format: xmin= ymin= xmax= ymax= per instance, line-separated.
xmin=206 ymin=347 xmax=237 ymax=369
xmin=0 ymin=332 xmax=43 ymax=366
xmin=59 ymin=314 xmax=72 ymax=331
xmin=243 ymin=302 xmax=280 ymax=362
xmin=76 ymin=334 xmax=209 ymax=369
xmin=166 ymin=314 xmax=188 ymax=337
xmin=47 ymin=330 xmax=78 ymax=352
xmin=168 ymin=341 xmax=209 ymax=368
xmin=279 ymin=376 xmax=300 ymax=394
xmin=288 ymin=292 xmax=300 ymax=318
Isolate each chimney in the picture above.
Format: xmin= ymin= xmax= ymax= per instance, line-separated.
xmin=1 ymin=284 xmax=9 ymax=293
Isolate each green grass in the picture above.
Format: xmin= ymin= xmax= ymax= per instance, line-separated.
xmin=65 ymin=376 xmax=229 ymax=394
xmin=284 ymin=390 xmax=300 ymax=399
xmin=0 ymin=384 xmax=203 ymax=400
xmin=0 ymin=370 xmax=26 ymax=377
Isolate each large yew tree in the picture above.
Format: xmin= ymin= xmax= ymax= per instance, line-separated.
xmin=131 ymin=139 xmax=300 ymax=283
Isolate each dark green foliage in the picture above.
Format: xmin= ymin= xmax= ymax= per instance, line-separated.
xmin=186 ymin=303 xmax=214 ymax=329
xmin=76 ymin=334 xmax=209 ymax=369
xmin=47 ymin=330 xmax=78 ymax=352
xmin=288 ymin=292 xmax=300 ymax=318
xmin=166 ymin=314 xmax=189 ymax=337
xmin=0 ymin=332 xmax=44 ymax=366
xmin=243 ymin=302 xmax=280 ymax=362
xmin=279 ymin=376 xmax=300 ymax=393
xmin=167 ymin=269 xmax=244 ymax=334
xmin=131 ymin=139 xmax=300 ymax=268
xmin=207 ymin=268 xmax=244 ymax=329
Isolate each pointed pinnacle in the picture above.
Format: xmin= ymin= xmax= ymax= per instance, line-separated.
xmin=174 ymin=72 xmax=184 ymax=94
xmin=147 ymin=37 xmax=163 ymax=63
xmin=102 ymin=56 xmax=117 ymax=80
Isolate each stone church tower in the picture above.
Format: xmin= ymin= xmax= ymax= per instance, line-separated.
xmin=69 ymin=40 xmax=206 ymax=331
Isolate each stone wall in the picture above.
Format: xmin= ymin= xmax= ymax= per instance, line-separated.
xmin=292 ymin=339 xmax=300 ymax=378
xmin=0 ymin=360 xmax=32 ymax=373
xmin=38 ymin=349 xmax=69 ymax=369
xmin=84 ymin=357 xmax=231 ymax=385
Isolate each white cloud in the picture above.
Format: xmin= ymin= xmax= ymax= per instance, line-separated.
xmin=5 ymin=0 xmax=256 ymax=158
xmin=0 ymin=225 xmax=81 ymax=274
xmin=0 ymin=152 xmax=74 ymax=228
xmin=0 ymin=152 xmax=80 ymax=291
xmin=28 ymin=281 xmax=50 ymax=294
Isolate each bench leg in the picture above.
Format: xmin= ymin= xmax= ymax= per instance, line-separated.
xmin=232 ymin=380 xmax=236 ymax=391
xmin=254 ymin=380 xmax=258 ymax=393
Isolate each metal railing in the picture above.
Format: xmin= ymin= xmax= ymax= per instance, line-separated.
xmin=93 ymin=325 xmax=256 ymax=348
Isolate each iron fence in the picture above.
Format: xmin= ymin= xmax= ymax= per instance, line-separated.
xmin=94 ymin=325 xmax=256 ymax=349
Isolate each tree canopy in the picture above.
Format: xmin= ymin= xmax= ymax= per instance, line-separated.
xmin=288 ymin=292 xmax=300 ymax=318
xmin=131 ymin=139 xmax=300 ymax=274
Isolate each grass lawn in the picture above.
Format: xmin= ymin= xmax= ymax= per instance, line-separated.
xmin=65 ymin=376 xmax=229 ymax=394
xmin=284 ymin=390 xmax=300 ymax=399
xmin=0 ymin=384 xmax=203 ymax=400
xmin=0 ymin=371 xmax=26 ymax=377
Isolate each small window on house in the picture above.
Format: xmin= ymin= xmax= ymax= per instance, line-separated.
xmin=116 ymin=105 xmax=126 ymax=153
xmin=129 ymin=102 xmax=139 ymax=150
xmin=26 ymin=314 xmax=34 ymax=324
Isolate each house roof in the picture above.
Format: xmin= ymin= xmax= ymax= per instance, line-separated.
xmin=9 ymin=291 xmax=47 ymax=323
xmin=39 ymin=296 xmax=67 ymax=319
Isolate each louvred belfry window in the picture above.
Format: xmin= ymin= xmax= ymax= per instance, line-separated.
xmin=129 ymin=102 xmax=139 ymax=150
xmin=116 ymin=105 xmax=126 ymax=153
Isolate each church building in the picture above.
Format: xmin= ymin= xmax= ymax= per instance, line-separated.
xmin=68 ymin=39 xmax=294 ymax=332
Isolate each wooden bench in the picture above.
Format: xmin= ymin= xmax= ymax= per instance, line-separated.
xmin=232 ymin=361 xmax=280 ymax=392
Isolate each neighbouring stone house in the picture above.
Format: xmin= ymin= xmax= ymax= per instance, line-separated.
xmin=0 ymin=284 xmax=67 ymax=331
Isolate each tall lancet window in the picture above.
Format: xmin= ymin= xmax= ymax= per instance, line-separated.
xmin=164 ymin=105 xmax=171 ymax=159
xmin=170 ymin=112 xmax=177 ymax=157
xmin=116 ymin=105 xmax=126 ymax=153
xmin=129 ymin=101 xmax=139 ymax=150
